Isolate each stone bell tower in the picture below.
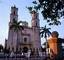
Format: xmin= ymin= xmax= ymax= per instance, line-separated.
xmin=7 ymin=6 xmax=18 ymax=52
xmin=10 ymin=5 xmax=18 ymax=23
xmin=31 ymin=10 xmax=41 ymax=52
xmin=31 ymin=10 xmax=39 ymax=27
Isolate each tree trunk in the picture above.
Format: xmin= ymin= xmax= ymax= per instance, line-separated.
xmin=45 ymin=37 xmax=48 ymax=56
xmin=16 ymin=30 xmax=18 ymax=53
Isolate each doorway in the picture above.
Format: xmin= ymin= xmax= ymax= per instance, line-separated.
xmin=23 ymin=47 xmax=28 ymax=53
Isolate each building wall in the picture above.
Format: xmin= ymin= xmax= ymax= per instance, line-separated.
xmin=7 ymin=6 xmax=41 ymax=52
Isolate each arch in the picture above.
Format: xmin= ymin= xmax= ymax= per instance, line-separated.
xmin=23 ymin=47 xmax=28 ymax=53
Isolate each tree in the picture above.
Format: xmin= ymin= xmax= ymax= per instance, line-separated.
xmin=40 ymin=25 xmax=51 ymax=54
xmin=10 ymin=19 xmax=24 ymax=52
xmin=27 ymin=0 xmax=64 ymax=25
xmin=0 ymin=44 xmax=3 ymax=52
xmin=40 ymin=25 xmax=51 ymax=38
xmin=3 ymin=47 xmax=10 ymax=54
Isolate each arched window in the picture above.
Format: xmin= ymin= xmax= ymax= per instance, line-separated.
xmin=36 ymin=22 xmax=37 ymax=26
xmin=13 ymin=11 xmax=15 ymax=15
xmin=24 ymin=38 xmax=27 ymax=43
xmin=13 ymin=18 xmax=15 ymax=21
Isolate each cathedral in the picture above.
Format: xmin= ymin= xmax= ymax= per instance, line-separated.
xmin=6 ymin=6 xmax=41 ymax=53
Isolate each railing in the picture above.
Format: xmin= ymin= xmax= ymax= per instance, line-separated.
xmin=0 ymin=57 xmax=45 ymax=60
xmin=0 ymin=56 xmax=45 ymax=60
xmin=0 ymin=53 xmax=46 ymax=60
xmin=1 ymin=52 xmax=63 ymax=60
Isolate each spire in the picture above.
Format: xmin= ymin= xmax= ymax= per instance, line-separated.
xmin=13 ymin=5 xmax=16 ymax=8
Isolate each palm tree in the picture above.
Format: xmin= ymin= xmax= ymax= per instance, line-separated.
xmin=40 ymin=25 xmax=51 ymax=54
xmin=10 ymin=19 xmax=24 ymax=52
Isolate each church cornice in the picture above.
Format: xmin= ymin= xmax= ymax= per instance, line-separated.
xmin=22 ymin=33 xmax=30 ymax=36
xmin=21 ymin=25 xmax=32 ymax=29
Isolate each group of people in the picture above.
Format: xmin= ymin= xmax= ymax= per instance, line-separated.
xmin=10 ymin=31 xmax=64 ymax=60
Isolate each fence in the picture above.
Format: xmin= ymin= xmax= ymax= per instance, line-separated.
xmin=0 ymin=53 xmax=46 ymax=60
xmin=0 ymin=57 xmax=45 ymax=60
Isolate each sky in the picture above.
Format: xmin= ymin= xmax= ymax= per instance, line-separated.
xmin=0 ymin=0 xmax=64 ymax=46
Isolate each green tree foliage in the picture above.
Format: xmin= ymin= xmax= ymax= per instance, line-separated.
xmin=27 ymin=0 xmax=64 ymax=25
xmin=0 ymin=44 xmax=3 ymax=52
xmin=3 ymin=47 xmax=10 ymax=53
xmin=10 ymin=19 xmax=24 ymax=31
xmin=40 ymin=25 xmax=51 ymax=53
xmin=40 ymin=25 xmax=51 ymax=38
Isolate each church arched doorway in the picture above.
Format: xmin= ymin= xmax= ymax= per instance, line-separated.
xmin=23 ymin=47 xmax=28 ymax=53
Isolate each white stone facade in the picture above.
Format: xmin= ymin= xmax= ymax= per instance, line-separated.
xmin=6 ymin=6 xmax=41 ymax=52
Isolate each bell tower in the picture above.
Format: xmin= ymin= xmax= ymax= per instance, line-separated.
xmin=7 ymin=6 xmax=18 ymax=52
xmin=31 ymin=10 xmax=41 ymax=53
xmin=31 ymin=10 xmax=40 ymax=28
xmin=10 ymin=5 xmax=18 ymax=23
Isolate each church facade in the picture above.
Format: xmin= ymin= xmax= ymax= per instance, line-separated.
xmin=6 ymin=6 xmax=41 ymax=52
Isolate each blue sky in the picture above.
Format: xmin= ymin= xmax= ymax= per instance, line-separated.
xmin=0 ymin=0 xmax=64 ymax=46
